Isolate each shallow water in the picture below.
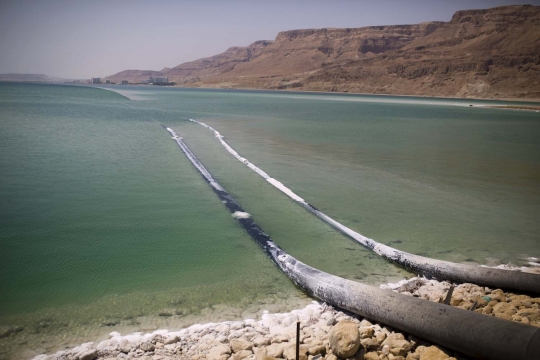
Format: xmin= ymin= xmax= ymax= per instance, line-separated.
xmin=1 ymin=83 xmax=539 ymax=358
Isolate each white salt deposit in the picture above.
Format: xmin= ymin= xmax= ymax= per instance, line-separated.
xmin=232 ymin=211 xmax=251 ymax=219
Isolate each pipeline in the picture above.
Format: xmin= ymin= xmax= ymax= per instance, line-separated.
xmin=164 ymin=126 xmax=539 ymax=360
xmin=188 ymin=119 xmax=540 ymax=294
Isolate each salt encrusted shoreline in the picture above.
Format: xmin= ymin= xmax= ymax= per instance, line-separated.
xmin=32 ymin=271 xmax=540 ymax=360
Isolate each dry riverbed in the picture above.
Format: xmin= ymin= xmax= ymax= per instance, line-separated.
xmin=30 ymin=275 xmax=540 ymax=360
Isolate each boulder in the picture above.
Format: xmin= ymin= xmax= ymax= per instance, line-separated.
xmin=118 ymin=339 xmax=133 ymax=353
xmin=308 ymin=345 xmax=326 ymax=356
xmin=253 ymin=336 xmax=271 ymax=347
xmin=231 ymin=338 xmax=253 ymax=352
xmin=231 ymin=349 xmax=253 ymax=360
xmin=271 ymin=334 xmax=289 ymax=343
xmin=492 ymin=302 xmax=517 ymax=317
xmin=265 ymin=343 xmax=286 ymax=358
xmin=206 ymin=344 xmax=231 ymax=360
xmin=382 ymin=333 xmax=411 ymax=357
xmin=255 ymin=347 xmax=279 ymax=360
xmin=418 ymin=345 xmax=452 ymax=360
xmin=359 ymin=327 xmax=374 ymax=339
xmin=360 ymin=338 xmax=379 ymax=351
xmin=375 ymin=332 xmax=387 ymax=345
xmin=163 ymin=336 xmax=179 ymax=345
xmin=283 ymin=343 xmax=309 ymax=360
xmin=517 ymin=308 xmax=540 ymax=321
xmin=140 ymin=342 xmax=155 ymax=352
xmin=328 ymin=320 xmax=361 ymax=358
xmin=79 ymin=349 xmax=98 ymax=360
xmin=364 ymin=351 xmax=379 ymax=360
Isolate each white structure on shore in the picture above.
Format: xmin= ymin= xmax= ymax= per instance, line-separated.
xmin=149 ymin=76 xmax=169 ymax=85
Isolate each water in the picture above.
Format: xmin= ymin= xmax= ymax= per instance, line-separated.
xmin=1 ymin=82 xmax=539 ymax=358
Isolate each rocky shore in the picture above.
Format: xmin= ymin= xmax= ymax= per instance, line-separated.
xmin=31 ymin=272 xmax=540 ymax=360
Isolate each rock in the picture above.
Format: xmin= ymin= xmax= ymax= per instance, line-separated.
xmin=482 ymin=306 xmax=493 ymax=315
xmin=118 ymin=339 xmax=132 ymax=353
xmin=164 ymin=336 xmax=179 ymax=345
xmin=375 ymin=332 xmax=387 ymax=345
xmin=231 ymin=349 xmax=253 ymax=360
xmin=492 ymin=302 xmax=517 ymax=317
xmin=215 ymin=324 xmax=230 ymax=334
xmin=164 ymin=344 xmax=176 ymax=351
xmin=283 ymin=344 xmax=309 ymax=360
xmin=253 ymin=336 xmax=271 ymax=347
xmin=207 ymin=344 xmax=231 ymax=360
xmin=359 ymin=327 xmax=374 ymax=339
xmin=96 ymin=338 xmax=118 ymax=351
xmin=329 ymin=320 xmax=361 ymax=358
xmin=254 ymin=348 xmax=273 ymax=360
xmin=79 ymin=349 xmax=98 ymax=360
xmin=327 ymin=317 xmax=337 ymax=326
xmin=231 ymin=338 xmax=253 ymax=352
xmin=364 ymin=351 xmax=379 ymax=360
xmin=308 ymin=345 xmax=326 ymax=356
xmin=360 ymin=338 xmax=379 ymax=351
xmin=140 ymin=342 xmax=155 ymax=352
xmin=359 ymin=320 xmax=373 ymax=327
xmin=271 ymin=334 xmax=289 ymax=343
xmin=517 ymin=308 xmax=540 ymax=321
xmin=418 ymin=345 xmax=451 ymax=360
xmin=265 ymin=343 xmax=286 ymax=358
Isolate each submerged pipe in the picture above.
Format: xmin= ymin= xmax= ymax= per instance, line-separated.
xmin=165 ymin=126 xmax=539 ymax=360
xmin=188 ymin=119 xmax=540 ymax=294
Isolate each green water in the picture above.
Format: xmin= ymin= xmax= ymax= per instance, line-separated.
xmin=1 ymin=83 xmax=539 ymax=358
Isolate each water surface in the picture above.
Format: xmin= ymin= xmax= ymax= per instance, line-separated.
xmin=1 ymin=82 xmax=539 ymax=358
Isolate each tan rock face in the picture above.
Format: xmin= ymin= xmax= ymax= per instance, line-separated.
xmin=105 ymin=5 xmax=540 ymax=100
xmin=328 ymin=320 xmax=361 ymax=358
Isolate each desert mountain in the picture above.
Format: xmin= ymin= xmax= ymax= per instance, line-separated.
xmin=0 ymin=73 xmax=74 ymax=83
xmin=106 ymin=5 xmax=540 ymax=100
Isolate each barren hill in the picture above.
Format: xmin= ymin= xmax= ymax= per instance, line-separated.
xmin=0 ymin=73 xmax=73 ymax=83
xmin=106 ymin=5 xmax=540 ymax=100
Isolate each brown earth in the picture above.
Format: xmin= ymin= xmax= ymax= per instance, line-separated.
xmin=106 ymin=5 xmax=540 ymax=100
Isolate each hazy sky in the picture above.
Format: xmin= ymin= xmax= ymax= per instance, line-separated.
xmin=0 ymin=0 xmax=537 ymax=79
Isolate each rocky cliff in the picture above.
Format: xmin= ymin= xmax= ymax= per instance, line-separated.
xmin=106 ymin=5 xmax=540 ymax=100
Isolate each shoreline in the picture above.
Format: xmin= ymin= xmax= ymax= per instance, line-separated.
xmin=29 ymin=272 xmax=540 ymax=360
xmin=77 ymin=82 xmax=540 ymax=105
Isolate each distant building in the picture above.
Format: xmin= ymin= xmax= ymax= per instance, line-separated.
xmin=148 ymin=76 xmax=169 ymax=85
xmin=105 ymin=80 xmax=111 ymax=84
xmin=121 ymin=80 xmax=129 ymax=85
xmin=91 ymin=77 xmax=101 ymax=84
xmin=154 ymin=77 xmax=169 ymax=85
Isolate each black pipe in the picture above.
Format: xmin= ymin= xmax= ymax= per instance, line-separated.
xmin=165 ymin=127 xmax=540 ymax=360
xmin=189 ymin=119 xmax=540 ymax=294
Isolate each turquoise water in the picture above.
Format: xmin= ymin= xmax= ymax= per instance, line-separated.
xmin=1 ymin=82 xmax=539 ymax=358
